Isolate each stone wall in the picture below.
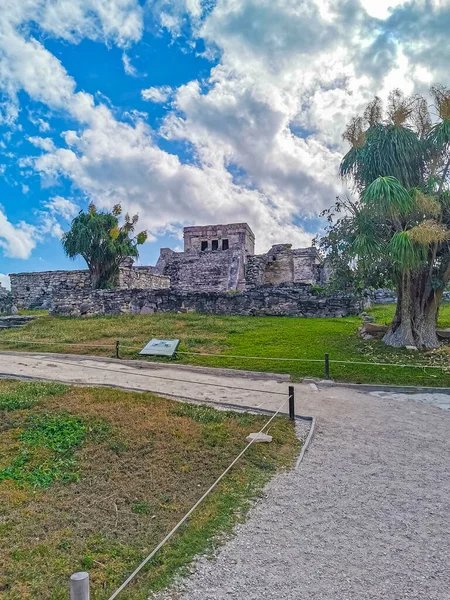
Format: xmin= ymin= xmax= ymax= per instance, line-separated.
xmin=183 ymin=222 xmax=255 ymax=255
xmin=246 ymin=245 xmax=323 ymax=288
xmin=50 ymin=284 xmax=359 ymax=318
xmin=117 ymin=266 xmax=169 ymax=290
xmin=154 ymin=248 xmax=245 ymax=292
xmin=370 ymin=289 xmax=397 ymax=304
xmin=10 ymin=270 xmax=92 ymax=309
xmin=0 ymin=284 xmax=13 ymax=314
xmin=371 ymin=288 xmax=450 ymax=304
xmin=10 ymin=267 xmax=169 ymax=309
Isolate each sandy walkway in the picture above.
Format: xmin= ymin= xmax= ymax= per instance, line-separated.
xmin=1 ymin=351 xmax=449 ymax=599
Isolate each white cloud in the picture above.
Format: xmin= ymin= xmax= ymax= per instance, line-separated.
xmin=2 ymin=0 xmax=450 ymax=262
xmin=28 ymin=136 xmax=56 ymax=152
xmin=0 ymin=211 xmax=38 ymax=259
xmin=34 ymin=105 xmax=314 ymax=250
xmin=44 ymin=196 xmax=79 ymax=220
xmin=1 ymin=0 xmax=143 ymax=47
xmin=141 ymin=85 xmax=172 ymax=103
xmin=122 ymin=53 xmax=138 ymax=76
xmin=29 ymin=113 xmax=51 ymax=132
xmin=39 ymin=213 xmax=65 ymax=238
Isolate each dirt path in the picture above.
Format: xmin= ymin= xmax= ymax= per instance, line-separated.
xmin=1 ymin=351 xmax=450 ymax=599
xmin=0 ymin=350 xmax=292 ymax=412
xmin=160 ymin=386 xmax=450 ymax=599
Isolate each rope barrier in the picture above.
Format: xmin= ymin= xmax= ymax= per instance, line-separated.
xmin=0 ymin=339 xmax=115 ymax=348
xmin=0 ymin=337 xmax=448 ymax=371
xmin=106 ymin=395 xmax=289 ymax=600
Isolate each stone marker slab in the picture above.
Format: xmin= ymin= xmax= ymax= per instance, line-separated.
xmin=245 ymin=432 xmax=273 ymax=443
xmin=139 ymin=338 xmax=180 ymax=357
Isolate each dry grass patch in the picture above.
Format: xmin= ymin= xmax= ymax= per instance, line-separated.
xmin=0 ymin=380 xmax=298 ymax=600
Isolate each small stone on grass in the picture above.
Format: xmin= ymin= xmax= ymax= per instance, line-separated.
xmin=246 ymin=433 xmax=273 ymax=443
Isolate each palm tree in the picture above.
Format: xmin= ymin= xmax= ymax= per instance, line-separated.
xmin=339 ymin=87 xmax=450 ymax=348
xmin=62 ymin=203 xmax=148 ymax=289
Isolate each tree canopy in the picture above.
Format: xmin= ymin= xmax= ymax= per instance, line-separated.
xmin=62 ymin=203 xmax=148 ymax=289
xmin=320 ymin=86 xmax=450 ymax=349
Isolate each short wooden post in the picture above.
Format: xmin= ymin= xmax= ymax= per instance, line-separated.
xmin=115 ymin=340 xmax=120 ymax=359
xmin=288 ymin=385 xmax=295 ymax=420
xmin=324 ymin=353 xmax=330 ymax=380
xmin=70 ymin=572 xmax=89 ymax=600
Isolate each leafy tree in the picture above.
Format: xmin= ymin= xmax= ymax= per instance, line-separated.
xmin=321 ymin=86 xmax=450 ymax=349
xmin=62 ymin=203 xmax=148 ymax=289
xmin=318 ymin=195 xmax=392 ymax=296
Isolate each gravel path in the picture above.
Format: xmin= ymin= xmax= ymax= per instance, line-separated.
xmin=159 ymin=386 xmax=450 ymax=600
xmin=1 ymin=351 xmax=449 ymax=598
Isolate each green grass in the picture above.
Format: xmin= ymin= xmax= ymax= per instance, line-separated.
xmin=0 ymin=413 xmax=87 ymax=487
xmin=0 ymin=381 xmax=67 ymax=411
xmin=0 ymin=380 xmax=298 ymax=600
xmin=1 ymin=306 xmax=450 ymax=386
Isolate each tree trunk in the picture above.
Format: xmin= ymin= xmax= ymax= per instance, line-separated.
xmin=89 ymin=265 xmax=105 ymax=290
xmin=383 ymin=272 xmax=441 ymax=349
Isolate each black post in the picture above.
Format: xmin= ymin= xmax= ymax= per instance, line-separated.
xmin=288 ymin=385 xmax=295 ymax=421
xmin=324 ymin=353 xmax=330 ymax=380
xmin=115 ymin=340 xmax=120 ymax=359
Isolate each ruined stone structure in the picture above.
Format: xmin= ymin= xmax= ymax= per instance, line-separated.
xmin=9 ymin=222 xmax=332 ymax=315
xmin=246 ymin=245 xmax=324 ymax=288
xmin=51 ymin=285 xmax=358 ymax=319
xmin=152 ymin=223 xmax=325 ymax=293
xmin=10 ymin=266 xmax=169 ymax=309
xmin=153 ymin=223 xmax=255 ymax=292
xmin=183 ymin=223 xmax=255 ymax=255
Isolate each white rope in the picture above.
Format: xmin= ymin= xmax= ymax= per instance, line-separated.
xmin=0 ymin=339 xmax=448 ymax=370
xmin=0 ymin=339 xmax=115 ymax=348
xmin=106 ymin=396 xmax=288 ymax=600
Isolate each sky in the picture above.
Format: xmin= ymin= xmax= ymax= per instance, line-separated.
xmin=0 ymin=0 xmax=448 ymax=288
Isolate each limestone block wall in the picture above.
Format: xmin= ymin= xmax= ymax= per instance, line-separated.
xmin=10 ymin=270 xmax=92 ymax=308
xmin=10 ymin=268 xmax=170 ymax=309
xmin=292 ymin=249 xmax=322 ymax=284
xmin=117 ymin=266 xmax=169 ymax=290
xmin=154 ymin=248 xmax=245 ymax=292
xmin=183 ymin=223 xmax=255 ymax=255
xmin=0 ymin=285 xmax=13 ymax=314
xmin=50 ymin=284 xmax=360 ymax=318
xmin=245 ymin=246 xmax=322 ymax=288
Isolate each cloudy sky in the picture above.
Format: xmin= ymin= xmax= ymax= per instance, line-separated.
xmin=0 ymin=0 xmax=447 ymax=284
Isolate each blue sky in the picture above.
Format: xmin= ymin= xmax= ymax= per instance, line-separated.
xmin=0 ymin=0 xmax=448 ymax=287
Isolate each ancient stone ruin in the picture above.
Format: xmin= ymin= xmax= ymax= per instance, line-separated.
xmin=9 ymin=222 xmax=357 ymax=318
xmin=151 ymin=223 xmax=328 ymax=292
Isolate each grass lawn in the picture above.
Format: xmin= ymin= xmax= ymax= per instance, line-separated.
xmin=0 ymin=380 xmax=298 ymax=600
xmin=0 ymin=304 xmax=449 ymax=386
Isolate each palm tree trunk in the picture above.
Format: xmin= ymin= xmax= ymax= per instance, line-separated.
xmin=383 ymin=272 xmax=440 ymax=349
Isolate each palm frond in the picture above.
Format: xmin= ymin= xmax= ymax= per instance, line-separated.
xmin=362 ymin=176 xmax=413 ymax=216
xmin=388 ymin=231 xmax=427 ymax=271
xmin=427 ymin=119 xmax=450 ymax=148
xmin=351 ymin=233 xmax=382 ymax=259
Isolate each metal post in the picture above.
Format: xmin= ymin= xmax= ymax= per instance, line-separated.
xmin=324 ymin=353 xmax=330 ymax=380
xmin=115 ymin=340 xmax=120 ymax=359
xmin=70 ymin=572 xmax=89 ymax=600
xmin=288 ymin=385 xmax=295 ymax=421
